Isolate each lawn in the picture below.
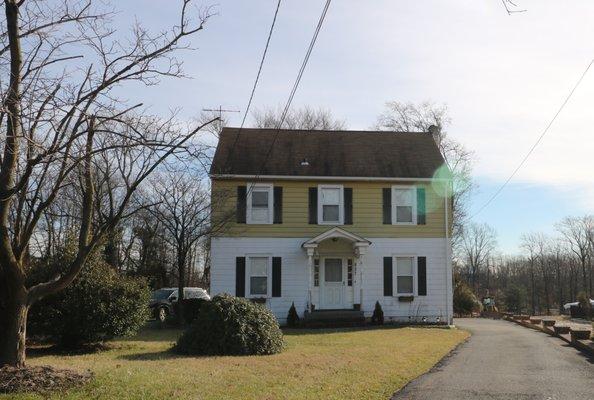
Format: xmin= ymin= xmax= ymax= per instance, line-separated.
xmin=5 ymin=326 xmax=469 ymax=400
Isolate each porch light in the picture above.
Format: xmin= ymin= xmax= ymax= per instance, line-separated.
xmin=300 ymin=158 xmax=310 ymax=166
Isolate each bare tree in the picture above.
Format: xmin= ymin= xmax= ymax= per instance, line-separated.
xmin=146 ymin=170 xmax=228 ymax=317
xmin=373 ymin=101 xmax=474 ymax=247
xmin=0 ymin=0 xmax=216 ymax=367
xmin=557 ymin=216 xmax=592 ymax=296
xmin=460 ymin=223 xmax=497 ymax=293
xmin=252 ymin=105 xmax=346 ymax=130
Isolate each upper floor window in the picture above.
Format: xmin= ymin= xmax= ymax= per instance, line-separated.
xmin=318 ymin=185 xmax=343 ymax=225
xmin=392 ymin=186 xmax=416 ymax=225
xmin=247 ymin=183 xmax=273 ymax=224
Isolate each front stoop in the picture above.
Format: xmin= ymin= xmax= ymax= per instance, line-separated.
xmin=302 ymin=309 xmax=365 ymax=328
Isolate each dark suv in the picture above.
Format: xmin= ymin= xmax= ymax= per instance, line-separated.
xmin=149 ymin=287 xmax=210 ymax=323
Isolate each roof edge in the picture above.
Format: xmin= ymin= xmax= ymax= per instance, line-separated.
xmin=209 ymin=174 xmax=451 ymax=182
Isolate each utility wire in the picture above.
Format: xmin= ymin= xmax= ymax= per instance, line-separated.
xmin=251 ymin=0 xmax=332 ymax=187
xmin=469 ymin=58 xmax=594 ymax=220
xmin=223 ymin=0 xmax=282 ymax=171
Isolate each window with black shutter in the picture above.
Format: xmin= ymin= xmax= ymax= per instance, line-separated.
xmin=383 ymin=257 xmax=393 ymax=296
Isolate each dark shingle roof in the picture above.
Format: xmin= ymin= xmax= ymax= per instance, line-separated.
xmin=209 ymin=128 xmax=446 ymax=179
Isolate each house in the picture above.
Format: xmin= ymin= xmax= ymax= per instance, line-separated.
xmin=209 ymin=127 xmax=453 ymax=325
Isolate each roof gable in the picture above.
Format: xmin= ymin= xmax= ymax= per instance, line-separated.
xmin=210 ymin=128 xmax=446 ymax=179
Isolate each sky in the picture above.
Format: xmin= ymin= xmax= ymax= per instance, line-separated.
xmin=112 ymin=0 xmax=594 ymax=254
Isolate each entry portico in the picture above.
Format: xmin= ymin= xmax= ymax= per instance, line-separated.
xmin=302 ymin=227 xmax=370 ymax=311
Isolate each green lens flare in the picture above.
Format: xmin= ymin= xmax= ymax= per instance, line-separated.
xmin=431 ymin=163 xmax=453 ymax=199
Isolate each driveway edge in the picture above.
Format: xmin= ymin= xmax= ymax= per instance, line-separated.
xmin=389 ymin=332 xmax=472 ymax=400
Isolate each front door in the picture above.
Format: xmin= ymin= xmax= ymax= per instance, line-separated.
xmin=322 ymin=258 xmax=343 ymax=309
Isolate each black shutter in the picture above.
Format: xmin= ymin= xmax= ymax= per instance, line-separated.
xmin=383 ymin=257 xmax=393 ymax=296
xmin=236 ymin=186 xmax=247 ymax=223
xmin=308 ymin=187 xmax=318 ymax=224
xmin=417 ymin=187 xmax=426 ymax=225
xmin=235 ymin=257 xmax=246 ymax=297
xmin=273 ymin=186 xmax=283 ymax=224
xmin=382 ymin=188 xmax=391 ymax=224
xmin=272 ymin=257 xmax=282 ymax=297
xmin=418 ymin=256 xmax=427 ymax=296
xmin=344 ymin=188 xmax=353 ymax=225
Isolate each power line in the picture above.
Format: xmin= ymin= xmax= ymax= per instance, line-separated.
xmin=223 ymin=0 xmax=282 ymax=171
xmin=469 ymin=58 xmax=594 ymax=220
xmin=252 ymin=0 xmax=332 ymax=183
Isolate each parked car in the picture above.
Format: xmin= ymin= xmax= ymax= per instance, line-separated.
xmin=150 ymin=287 xmax=210 ymax=323
xmin=563 ymin=299 xmax=594 ymax=310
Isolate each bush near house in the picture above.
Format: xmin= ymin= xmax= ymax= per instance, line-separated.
xmin=286 ymin=302 xmax=300 ymax=327
xmin=453 ymin=281 xmax=482 ymax=316
xmin=28 ymin=252 xmax=150 ymax=348
xmin=175 ymin=294 xmax=284 ymax=356
xmin=371 ymin=301 xmax=384 ymax=325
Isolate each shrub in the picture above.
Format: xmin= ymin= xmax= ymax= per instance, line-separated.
xmin=286 ymin=302 xmax=300 ymax=327
xmin=503 ymin=284 xmax=527 ymax=313
xmin=577 ymin=291 xmax=592 ymax=319
xmin=371 ymin=301 xmax=384 ymax=325
xmin=453 ymin=281 xmax=482 ymax=316
xmin=174 ymin=294 xmax=284 ymax=356
xmin=28 ymin=252 xmax=150 ymax=348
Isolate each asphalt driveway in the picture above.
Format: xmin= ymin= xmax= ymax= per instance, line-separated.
xmin=392 ymin=318 xmax=594 ymax=400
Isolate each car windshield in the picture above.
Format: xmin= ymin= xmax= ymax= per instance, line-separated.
xmin=151 ymin=289 xmax=175 ymax=300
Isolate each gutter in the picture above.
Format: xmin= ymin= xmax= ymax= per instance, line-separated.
xmin=209 ymin=174 xmax=452 ymax=182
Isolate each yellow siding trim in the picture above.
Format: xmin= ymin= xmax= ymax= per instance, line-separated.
xmin=211 ymin=179 xmax=450 ymax=238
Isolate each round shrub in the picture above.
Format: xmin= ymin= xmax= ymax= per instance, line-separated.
xmin=174 ymin=294 xmax=284 ymax=356
xmin=453 ymin=281 xmax=482 ymax=316
xmin=28 ymin=252 xmax=150 ymax=348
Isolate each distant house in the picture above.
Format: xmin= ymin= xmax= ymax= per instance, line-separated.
xmin=209 ymin=128 xmax=453 ymax=325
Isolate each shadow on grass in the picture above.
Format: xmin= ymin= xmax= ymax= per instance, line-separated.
xmin=117 ymin=348 xmax=218 ymax=362
xmin=282 ymin=324 xmax=436 ymax=336
xmin=27 ymin=342 xmax=111 ymax=357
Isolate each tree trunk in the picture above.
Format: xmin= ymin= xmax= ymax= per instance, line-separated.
xmin=176 ymin=247 xmax=187 ymax=323
xmin=0 ymin=288 xmax=28 ymax=367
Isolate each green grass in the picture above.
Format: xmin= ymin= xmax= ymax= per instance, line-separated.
xmin=6 ymin=326 xmax=469 ymax=400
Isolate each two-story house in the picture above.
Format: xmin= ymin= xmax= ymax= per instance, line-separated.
xmin=209 ymin=127 xmax=453 ymax=325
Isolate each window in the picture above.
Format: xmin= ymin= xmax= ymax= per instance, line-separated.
xmin=392 ymin=186 xmax=416 ymax=224
xmin=318 ymin=185 xmax=343 ymax=224
xmin=347 ymin=258 xmax=353 ymax=286
xmin=396 ymin=256 xmax=415 ymax=295
xmin=249 ymin=257 xmax=269 ymax=296
xmin=247 ymin=184 xmax=273 ymax=224
xmin=314 ymin=258 xmax=320 ymax=287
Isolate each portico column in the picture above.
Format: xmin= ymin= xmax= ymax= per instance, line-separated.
xmin=305 ymin=246 xmax=316 ymax=312
xmin=353 ymin=243 xmax=368 ymax=310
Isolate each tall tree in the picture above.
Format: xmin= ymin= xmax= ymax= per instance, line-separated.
xmin=460 ymin=223 xmax=497 ymax=293
xmin=374 ymin=101 xmax=474 ymax=247
xmin=0 ymin=0 xmax=215 ymax=367
xmin=146 ymin=171 xmax=228 ymax=313
xmin=557 ymin=216 xmax=591 ymax=296
xmin=252 ymin=105 xmax=346 ymax=130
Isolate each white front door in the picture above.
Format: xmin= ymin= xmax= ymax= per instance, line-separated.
xmin=322 ymin=258 xmax=344 ymax=309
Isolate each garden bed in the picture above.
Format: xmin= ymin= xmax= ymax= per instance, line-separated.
xmin=0 ymin=365 xmax=92 ymax=395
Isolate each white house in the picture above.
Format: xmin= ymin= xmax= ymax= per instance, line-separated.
xmin=209 ymin=128 xmax=453 ymax=325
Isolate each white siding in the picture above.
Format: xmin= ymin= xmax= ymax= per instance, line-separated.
xmin=210 ymin=237 xmax=453 ymax=325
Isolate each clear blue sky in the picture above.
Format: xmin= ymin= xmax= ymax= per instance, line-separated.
xmin=113 ymin=0 xmax=594 ymax=254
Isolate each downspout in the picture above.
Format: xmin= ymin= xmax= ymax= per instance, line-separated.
xmin=444 ymin=180 xmax=452 ymax=325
